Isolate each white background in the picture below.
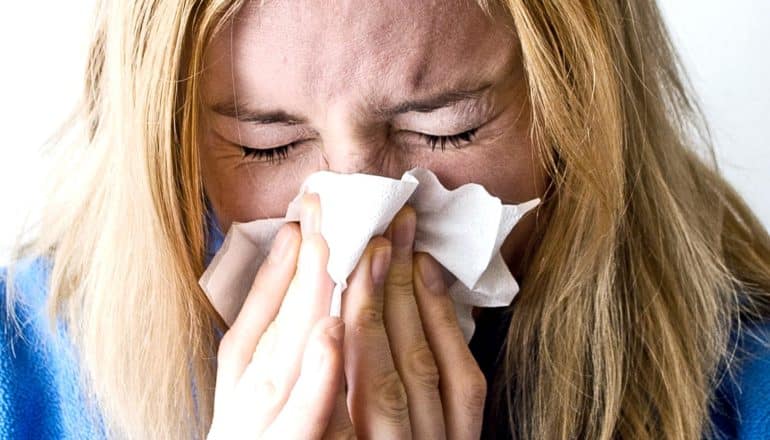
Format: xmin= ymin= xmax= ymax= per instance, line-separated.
xmin=0 ymin=1 xmax=768 ymax=264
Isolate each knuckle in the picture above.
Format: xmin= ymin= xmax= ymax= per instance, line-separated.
xmin=433 ymin=301 xmax=460 ymax=330
xmin=372 ymin=370 xmax=410 ymax=423
xmin=297 ymin=236 xmax=328 ymax=268
xmin=302 ymin=234 xmax=329 ymax=256
xmin=405 ymin=344 xmax=440 ymax=389
xmin=252 ymin=321 xmax=278 ymax=361
xmin=325 ymin=424 xmax=357 ymax=440
xmin=459 ymin=368 xmax=487 ymax=415
xmin=385 ymin=266 xmax=413 ymax=294
xmin=351 ymin=305 xmax=384 ymax=333
xmin=252 ymin=377 xmax=286 ymax=409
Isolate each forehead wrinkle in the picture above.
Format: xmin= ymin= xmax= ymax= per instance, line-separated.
xmin=298 ymin=17 xmax=417 ymax=113
xmin=305 ymin=0 xmax=442 ymax=94
xmin=225 ymin=0 xmax=516 ymax=122
xmin=324 ymin=12 xmax=440 ymax=108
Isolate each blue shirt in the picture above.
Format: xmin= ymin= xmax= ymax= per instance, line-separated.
xmin=0 ymin=209 xmax=768 ymax=438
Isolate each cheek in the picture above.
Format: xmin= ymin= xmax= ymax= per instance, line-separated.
xmin=426 ymin=122 xmax=545 ymax=275
xmin=199 ymin=141 xmax=318 ymax=231
xmin=491 ymin=134 xmax=546 ymax=276
xmin=429 ymin=118 xmax=544 ymax=206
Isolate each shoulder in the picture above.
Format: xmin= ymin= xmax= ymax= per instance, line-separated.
xmin=711 ymin=319 xmax=770 ymax=439
xmin=1 ymin=256 xmax=54 ymax=319
xmin=1 ymin=257 xmax=59 ymax=358
xmin=0 ymin=257 xmax=106 ymax=439
xmin=0 ymin=256 xmax=57 ymax=363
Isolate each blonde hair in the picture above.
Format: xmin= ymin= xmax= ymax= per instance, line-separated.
xmin=6 ymin=0 xmax=770 ymax=439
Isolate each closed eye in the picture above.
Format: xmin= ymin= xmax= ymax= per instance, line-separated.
xmin=239 ymin=127 xmax=479 ymax=164
xmin=420 ymin=127 xmax=479 ymax=151
xmin=240 ymin=142 xmax=299 ymax=164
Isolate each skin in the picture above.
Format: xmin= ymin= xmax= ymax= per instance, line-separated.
xmin=201 ymin=0 xmax=547 ymax=437
xmin=199 ymin=0 xmax=546 ymax=278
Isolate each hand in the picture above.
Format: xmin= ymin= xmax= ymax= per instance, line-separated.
xmin=325 ymin=206 xmax=487 ymax=439
xmin=209 ymin=195 xmax=345 ymax=439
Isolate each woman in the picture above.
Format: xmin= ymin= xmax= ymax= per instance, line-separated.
xmin=2 ymin=0 xmax=769 ymax=438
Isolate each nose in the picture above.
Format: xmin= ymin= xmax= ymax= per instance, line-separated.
xmin=317 ymin=115 xmax=406 ymax=178
xmin=320 ymin=140 xmax=394 ymax=176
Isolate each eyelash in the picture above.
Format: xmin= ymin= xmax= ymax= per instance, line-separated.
xmin=423 ymin=127 xmax=479 ymax=151
xmin=240 ymin=127 xmax=479 ymax=163
xmin=241 ymin=142 xmax=299 ymax=164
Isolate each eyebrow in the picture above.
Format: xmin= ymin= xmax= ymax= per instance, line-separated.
xmin=207 ymin=83 xmax=493 ymax=125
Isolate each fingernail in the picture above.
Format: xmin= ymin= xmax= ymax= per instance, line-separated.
xmin=326 ymin=319 xmax=345 ymax=344
xmin=392 ymin=209 xmax=415 ymax=249
xmin=418 ymin=255 xmax=444 ymax=292
xmin=301 ymin=195 xmax=319 ymax=236
xmin=371 ymin=246 xmax=391 ymax=286
xmin=268 ymin=226 xmax=293 ymax=264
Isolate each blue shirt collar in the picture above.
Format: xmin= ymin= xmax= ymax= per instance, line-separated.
xmin=204 ymin=197 xmax=225 ymax=268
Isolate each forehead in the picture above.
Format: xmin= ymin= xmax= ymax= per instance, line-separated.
xmin=202 ymin=0 xmax=517 ymax=113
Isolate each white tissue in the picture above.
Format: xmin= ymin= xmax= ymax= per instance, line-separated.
xmin=199 ymin=167 xmax=539 ymax=342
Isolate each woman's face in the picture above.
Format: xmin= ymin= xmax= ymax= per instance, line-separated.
xmin=199 ymin=0 xmax=547 ymax=275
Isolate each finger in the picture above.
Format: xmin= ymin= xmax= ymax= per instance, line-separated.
xmin=300 ymin=193 xmax=321 ymax=239
xmin=383 ymin=207 xmax=445 ymax=439
xmin=413 ymin=253 xmax=487 ymax=440
xmin=261 ymin=317 xmax=345 ymax=440
xmin=342 ymin=237 xmax=412 ymax=439
xmin=215 ymin=223 xmax=301 ymax=396
xmin=266 ymin=194 xmax=334 ymax=404
xmin=321 ymin=371 xmax=355 ymax=440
